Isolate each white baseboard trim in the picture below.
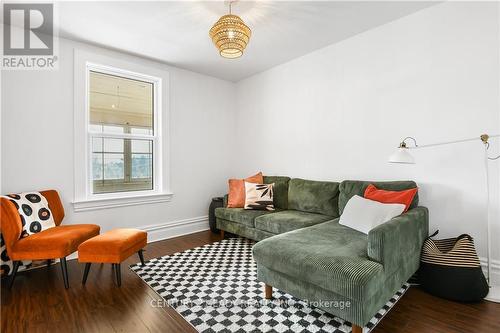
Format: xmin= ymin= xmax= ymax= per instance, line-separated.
xmin=65 ymin=215 xmax=210 ymax=262
xmin=138 ymin=215 xmax=210 ymax=243
xmin=480 ymin=257 xmax=500 ymax=285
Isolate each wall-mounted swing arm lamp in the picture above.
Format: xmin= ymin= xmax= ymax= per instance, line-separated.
xmin=388 ymin=137 xmax=418 ymax=164
xmin=389 ymin=134 xmax=500 ymax=164
xmin=388 ymin=133 xmax=500 ymax=303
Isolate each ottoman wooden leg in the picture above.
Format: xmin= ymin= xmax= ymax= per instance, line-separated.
xmin=114 ymin=263 xmax=122 ymax=287
xmin=82 ymin=263 xmax=92 ymax=285
xmin=264 ymin=284 xmax=272 ymax=299
xmin=60 ymin=257 xmax=69 ymax=289
xmin=352 ymin=324 xmax=362 ymax=333
xmin=220 ymin=230 xmax=225 ymax=239
xmin=138 ymin=249 xmax=145 ymax=266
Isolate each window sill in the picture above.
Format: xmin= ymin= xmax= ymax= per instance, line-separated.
xmin=72 ymin=192 xmax=173 ymax=212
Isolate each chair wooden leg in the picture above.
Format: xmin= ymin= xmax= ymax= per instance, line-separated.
xmin=137 ymin=249 xmax=145 ymax=266
xmin=114 ymin=263 xmax=121 ymax=287
xmin=60 ymin=257 xmax=69 ymax=289
xmin=8 ymin=261 xmax=21 ymax=289
xmin=220 ymin=230 xmax=225 ymax=239
xmin=46 ymin=259 xmax=52 ymax=267
xmin=352 ymin=324 xmax=362 ymax=333
xmin=264 ymin=284 xmax=272 ymax=299
xmin=82 ymin=263 xmax=91 ymax=285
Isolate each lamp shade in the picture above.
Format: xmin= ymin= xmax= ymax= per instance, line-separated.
xmin=209 ymin=14 xmax=251 ymax=59
xmin=388 ymin=148 xmax=415 ymax=164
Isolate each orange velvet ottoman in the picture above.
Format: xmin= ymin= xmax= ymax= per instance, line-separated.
xmin=78 ymin=228 xmax=147 ymax=286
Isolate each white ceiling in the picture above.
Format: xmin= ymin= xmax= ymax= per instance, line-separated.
xmin=58 ymin=1 xmax=438 ymax=82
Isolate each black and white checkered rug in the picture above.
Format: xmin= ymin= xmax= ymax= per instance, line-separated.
xmin=130 ymin=238 xmax=409 ymax=333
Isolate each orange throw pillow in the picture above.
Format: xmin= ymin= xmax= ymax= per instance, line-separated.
xmin=364 ymin=184 xmax=418 ymax=212
xmin=227 ymin=172 xmax=264 ymax=208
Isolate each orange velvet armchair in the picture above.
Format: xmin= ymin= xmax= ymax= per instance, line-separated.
xmin=0 ymin=190 xmax=100 ymax=289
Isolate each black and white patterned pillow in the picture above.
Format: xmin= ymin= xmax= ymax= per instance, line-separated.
xmin=244 ymin=182 xmax=275 ymax=211
xmin=1 ymin=192 xmax=56 ymax=275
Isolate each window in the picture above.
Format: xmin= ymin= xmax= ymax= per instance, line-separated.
xmin=89 ymin=70 xmax=156 ymax=194
xmin=73 ymin=52 xmax=170 ymax=211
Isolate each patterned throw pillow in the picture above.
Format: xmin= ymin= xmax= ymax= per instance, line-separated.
xmin=5 ymin=192 xmax=56 ymax=236
xmin=1 ymin=192 xmax=56 ymax=275
xmin=244 ymin=182 xmax=275 ymax=211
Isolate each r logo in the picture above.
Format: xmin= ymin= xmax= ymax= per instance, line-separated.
xmin=3 ymin=3 xmax=54 ymax=56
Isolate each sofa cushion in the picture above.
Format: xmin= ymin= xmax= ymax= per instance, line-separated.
xmin=255 ymin=210 xmax=332 ymax=234
xmin=288 ymin=178 xmax=340 ymax=217
xmin=339 ymin=180 xmax=419 ymax=215
xmin=252 ymin=219 xmax=384 ymax=301
xmin=263 ymin=176 xmax=290 ymax=210
xmin=10 ymin=224 xmax=100 ymax=260
xmin=215 ymin=207 xmax=275 ymax=227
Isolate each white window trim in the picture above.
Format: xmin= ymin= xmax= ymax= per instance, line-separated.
xmin=72 ymin=192 xmax=173 ymax=212
xmin=73 ymin=49 xmax=172 ymax=212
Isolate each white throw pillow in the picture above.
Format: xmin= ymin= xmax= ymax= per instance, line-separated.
xmin=339 ymin=195 xmax=405 ymax=234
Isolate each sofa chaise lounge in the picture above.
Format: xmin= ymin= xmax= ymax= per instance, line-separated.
xmin=215 ymin=177 xmax=429 ymax=332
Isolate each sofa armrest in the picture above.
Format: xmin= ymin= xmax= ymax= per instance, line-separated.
xmin=223 ymin=194 xmax=229 ymax=207
xmin=367 ymin=206 xmax=429 ymax=275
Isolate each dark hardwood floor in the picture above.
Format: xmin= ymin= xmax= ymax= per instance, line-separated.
xmin=2 ymin=230 xmax=500 ymax=333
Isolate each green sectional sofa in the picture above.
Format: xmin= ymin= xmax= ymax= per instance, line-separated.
xmin=215 ymin=177 xmax=428 ymax=331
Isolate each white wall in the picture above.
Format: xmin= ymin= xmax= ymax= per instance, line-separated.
xmin=235 ymin=2 xmax=500 ymax=267
xmin=2 ymin=2 xmax=499 ymax=276
xmin=1 ymin=37 xmax=236 ymax=240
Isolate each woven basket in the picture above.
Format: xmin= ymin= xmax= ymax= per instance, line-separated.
xmin=419 ymin=231 xmax=489 ymax=302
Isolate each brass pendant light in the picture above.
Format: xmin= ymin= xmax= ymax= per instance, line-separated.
xmin=209 ymin=1 xmax=251 ymax=59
